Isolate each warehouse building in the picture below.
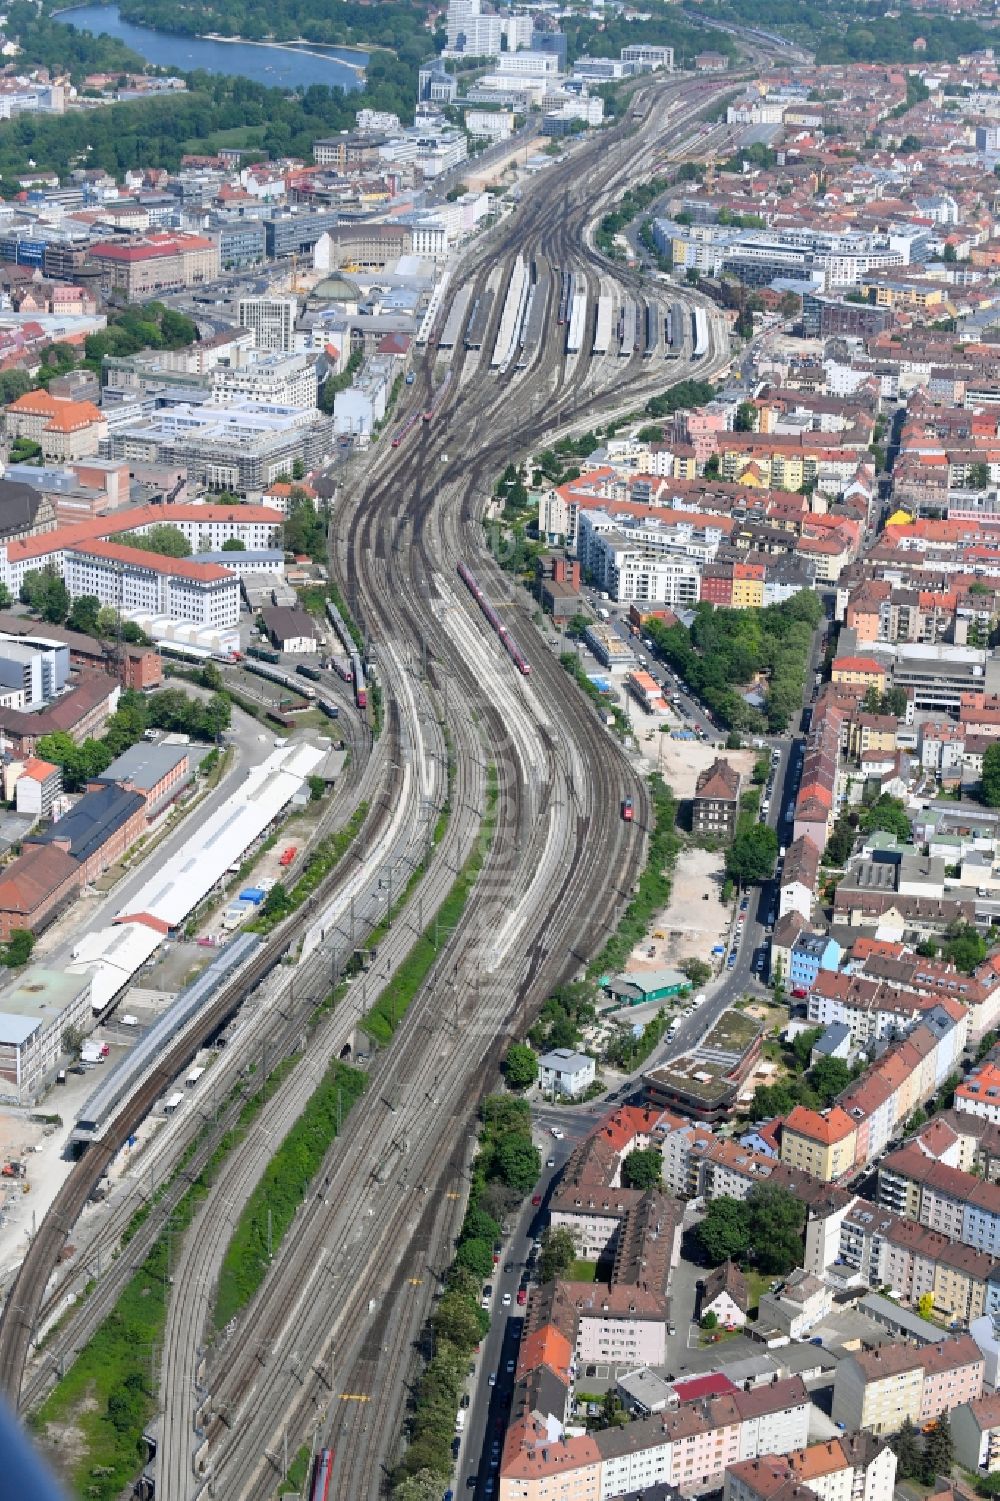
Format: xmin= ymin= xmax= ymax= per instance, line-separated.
xmin=0 ymin=968 xmax=92 ymax=1103
xmin=0 ymin=842 xmax=81 ymax=940
xmin=69 ymin=742 xmax=325 ymax=1012
xmin=93 ymin=741 xmax=191 ymax=819
xmin=29 ymin=783 xmax=146 ymax=884
xmin=261 ymin=605 xmax=320 ymax=653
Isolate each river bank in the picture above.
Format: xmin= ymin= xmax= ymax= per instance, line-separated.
xmin=56 ymin=5 xmax=369 ymax=90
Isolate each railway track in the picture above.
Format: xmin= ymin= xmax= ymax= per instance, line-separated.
xmin=0 ymin=709 xmax=404 ymax=1410
xmin=178 ymin=73 xmax=735 ymax=1501
xmin=12 ymin=68 xmax=743 ymax=1499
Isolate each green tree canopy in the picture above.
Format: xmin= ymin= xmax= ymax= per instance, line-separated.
xmin=113 ymin=523 xmax=191 ymax=558
xmin=726 ymin=823 xmax=778 ymax=885
xmin=983 ymin=742 xmax=1000 ymax=806
xmin=492 ymin=1135 xmax=540 ymax=1195
xmin=503 ymin=1043 xmax=539 ymax=1091
xmin=697 ymin=1197 xmax=750 ymax=1265
xmin=539 ymin=1226 xmax=577 ymax=1284
xmin=454 ymin=1237 xmax=493 ymax=1281
xmin=621 ymin=1147 xmax=664 ymax=1191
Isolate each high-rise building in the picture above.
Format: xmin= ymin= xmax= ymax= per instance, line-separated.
xmin=237 ymin=296 xmax=298 ymax=353
xmin=445 ymin=0 xmax=501 ymax=55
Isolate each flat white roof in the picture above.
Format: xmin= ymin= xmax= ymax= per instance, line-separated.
xmin=69 ymin=743 xmax=324 ymax=1010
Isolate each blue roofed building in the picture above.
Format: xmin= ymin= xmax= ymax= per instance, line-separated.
xmin=789 ymin=931 xmax=842 ymax=997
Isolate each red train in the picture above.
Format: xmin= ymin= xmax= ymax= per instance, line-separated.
xmin=308 ymin=1448 xmax=334 ymax=1501
xmin=391 ymin=410 xmax=421 ymax=448
xmin=423 ymin=368 xmax=452 ymax=423
xmin=457 ymin=561 xmax=531 ymax=676
xmin=353 ymin=654 xmax=367 ymax=710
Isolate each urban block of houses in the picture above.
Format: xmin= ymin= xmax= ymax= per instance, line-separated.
xmin=831 ymin=1333 xmax=984 ymax=1435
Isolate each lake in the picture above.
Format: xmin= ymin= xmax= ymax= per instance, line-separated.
xmin=57 ymin=5 xmax=367 ymax=91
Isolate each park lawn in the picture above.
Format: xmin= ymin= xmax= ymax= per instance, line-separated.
xmin=745 ymin=1269 xmax=774 ymax=1314
xmin=181 ymin=123 xmax=268 ymax=152
xmin=567 ymin=1259 xmax=598 ymax=1282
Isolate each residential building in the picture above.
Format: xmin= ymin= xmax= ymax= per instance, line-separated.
xmin=538 ymin=1048 xmax=596 ymax=1099
xmin=726 ymin=1435 xmax=896 ymax=1501
xmin=5 ymin=390 xmax=106 ymax=462
xmin=952 ymin=1392 xmax=1000 ymax=1475
xmin=831 ymin=1335 xmax=984 ymax=1435
xmin=789 ymin=933 xmax=841 ymax=997
xmin=700 ymin=1260 xmax=748 ymax=1328
xmin=237 ymin=295 xmax=299 ymax=353
xmin=692 ymin=757 xmax=741 ymax=840
xmin=780 ymin=1105 xmax=858 ymax=1183
xmin=780 ymin=837 xmax=821 ymax=923
xmin=14 ymin=758 xmax=61 ymax=819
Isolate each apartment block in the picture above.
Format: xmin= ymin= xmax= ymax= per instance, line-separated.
xmin=831 ymin=1335 xmax=983 ymax=1435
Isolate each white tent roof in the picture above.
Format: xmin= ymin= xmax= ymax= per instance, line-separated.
xmin=69 ymin=742 xmax=325 ymax=1011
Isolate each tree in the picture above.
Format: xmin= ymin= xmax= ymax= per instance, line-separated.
xmin=455 ymin=1237 xmax=493 ymax=1281
xmin=890 ymin=1416 xmax=922 ymax=1482
xmin=697 ymin=1197 xmax=750 ymax=1265
xmin=969 ymin=462 xmax=991 ymax=491
xmin=259 ymin=883 xmax=292 ymax=921
xmin=4 ymin=929 xmax=34 ymax=968
xmin=480 ymin=1093 xmax=531 ymax=1136
xmin=809 ymin=1055 xmax=852 ymax=1106
xmin=284 ymin=493 xmax=326 ymax=559
xmin=942 ymin=921 xmax=986 ymax=974
xmin=680 ymin=957 xmax=711 ymax=987
xmin=67 ymin=594 xmax=101 ymax=636
xmin=392 ymin=1469 xmax=454 ymax=1501
xmin=461 ymin=1207 xmax=500 ymax=1246
xmin=20 ymin=566 xmax=70 ymax=624
xmin=0 ymin=582 xmax=11 ymax=610
xmin=503 ymin=1043 xmax=539 ymax=1091
xmin=492 ymin=1135 xmax=540 ymax=1195
xmin=858 ymin=794 xmax=911 ymax=842
xmin=113 ymin=522 xmax=192 ymax=558
xmin=62 ymin=1024 xmax=83 ymax=1059
xmin=746 ymin=1183 xmax=806 ymax=1275
xmin=95 ymin=605 xmax=119 ymax=638
xmin=307 ymin=774 xmax=326 ymax=803
xmin=700 ymin=1309 xmax=718 ymax=1330
xmin=621 ymin=1147 xmax=663 ymax=1191
xmin=221 ymin=537 xmax=246 ymax=551
xmin=726 ymin=823 xmax=778 ymax=885
xmin=39 ymin=574 xmax=70 ymax=625
xmin=983 ymin=742 xmax=1000 ymax=806
xmin=539 ymin=1226 xmax=577 ymax=1284
xmin=917 ymin=1291 xmax=935 ymax=1321
xmin=921 ymin=1412 xmax=953 ymax=1484
xmin=734 ymin=401 xmax=756 ymax=433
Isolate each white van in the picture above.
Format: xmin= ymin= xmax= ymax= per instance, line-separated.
xmin=455 ymin=1409 xmax=466 ymax=1433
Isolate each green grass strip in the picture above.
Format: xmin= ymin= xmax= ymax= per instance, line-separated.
xmin=364 ymin=768 xmax=497 ymax=1047
xmin=213 ymin=1060 xmax=366 ymax=1330
xmin=30 ymin=1052 xmax=312 ymax=1497
xmin=276 ymin=1443 xmax=312 ymax=1497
